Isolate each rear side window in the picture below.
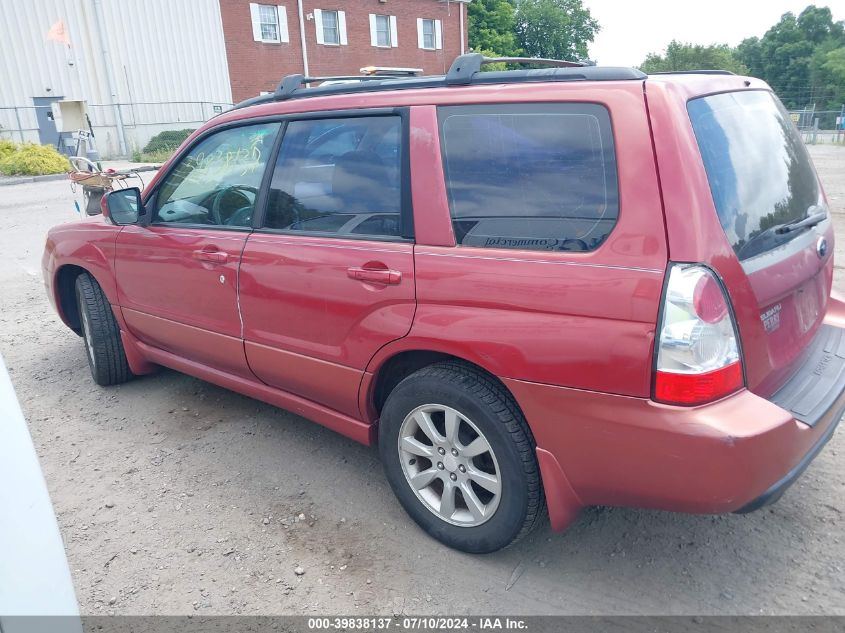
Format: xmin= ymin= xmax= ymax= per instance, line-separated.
xmin=438 ymin=103 xmax=619 ymax=252
xmin=688 ymin=91 xmax=821 ymax=261
xmin=263 ymin=115 xmax=404 ymax=239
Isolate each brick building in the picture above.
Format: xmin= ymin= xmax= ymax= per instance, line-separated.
xmin=220 ymin=0 xmax=469 ymax=102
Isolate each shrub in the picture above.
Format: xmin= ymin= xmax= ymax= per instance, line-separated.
xmin=142 ymin=128 xmax=195 ymax=153
xmin=0 ymin=143 xmax=70 ymax=176
xmin=138 ymin=148 xmax=177 ymax=163
xmin=0 ymin=138 xmax=17 ymax=161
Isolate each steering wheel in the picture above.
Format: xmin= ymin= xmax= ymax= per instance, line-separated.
xmin=210 ymin=185 xmax=256 ymax=226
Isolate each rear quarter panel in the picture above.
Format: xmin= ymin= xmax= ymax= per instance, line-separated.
xmin=369 ymin=85 xmax=667 ymax=398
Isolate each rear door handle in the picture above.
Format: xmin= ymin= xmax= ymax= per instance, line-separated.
xmin=193 ymin=249 xmax=228 ymax=264
xmin=347 ymin=267 xmax=402 ymax=285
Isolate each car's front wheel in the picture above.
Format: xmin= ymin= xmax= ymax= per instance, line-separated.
xmin=379 ymin=361 xmax=544 ymax=553
xmin=75 ymin=272 xmax=131 ymax=386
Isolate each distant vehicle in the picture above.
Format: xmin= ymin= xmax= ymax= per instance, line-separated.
xmin=319 ymin=66 xmax=423 ymax=86
xmin=0 ymin=355 xmax=81 ymax=629
xmin=43 ymin=53 xmax=844 ymax=553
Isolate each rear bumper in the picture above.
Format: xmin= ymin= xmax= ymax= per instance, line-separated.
xmin=735 ymin=405 xmax=842 ymax=513
xmin=504 ymin=366 xmax=844 ymax=529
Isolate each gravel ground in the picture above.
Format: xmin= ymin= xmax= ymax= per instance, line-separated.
xmin=1 ymin=146 xmax=844 ymax=616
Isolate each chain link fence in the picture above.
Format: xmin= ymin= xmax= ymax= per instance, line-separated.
xmin=788 ymin=106 xmax=845 ymax=144
xmin=3 ymin=99 xmax=842 ymax=154
xmin=0 ymin=100 xmax=233 ymax=158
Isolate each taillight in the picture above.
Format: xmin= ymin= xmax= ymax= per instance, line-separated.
xmin=654 ymin=264 xmax=743 ymax=405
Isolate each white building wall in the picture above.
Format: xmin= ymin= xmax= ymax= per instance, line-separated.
xmin=0 ymin=0 xmax=233 ymax=157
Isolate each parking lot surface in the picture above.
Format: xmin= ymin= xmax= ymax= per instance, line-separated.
xmin=1 ymin=146 xmax=844 ymax=615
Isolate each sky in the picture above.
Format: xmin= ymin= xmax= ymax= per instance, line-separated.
xmin=583 ymin=0 xmax=845 ymax=67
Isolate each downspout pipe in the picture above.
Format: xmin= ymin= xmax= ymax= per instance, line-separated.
xmin=297 ymin=0 xmax=310 ymax=76
xmin=460 ymin=2 xmax=465 ymax=54
xmin=91 ymin=0 xmax=128 ymax=156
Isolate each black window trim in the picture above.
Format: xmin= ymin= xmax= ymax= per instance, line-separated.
xmin=435 ymin=101 xmax=620 ymax=254
xmin=251 ymin=106 xmax=415 ymax=243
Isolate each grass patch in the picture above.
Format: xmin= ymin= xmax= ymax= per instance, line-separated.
xmin=132 ymin=146 xmax=178 ymax=164
xmin=0 ymin=142 xmax=70 ymax=176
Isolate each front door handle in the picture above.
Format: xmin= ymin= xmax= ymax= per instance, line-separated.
xmin=193 ymin=249 xmax=228 ymax=264
xmin=347 ymin=266 xmax=402 ymax=285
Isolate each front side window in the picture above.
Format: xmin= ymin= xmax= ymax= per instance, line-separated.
xmin=688 ymin=90 xmax=822 ymax=261
xmin=438 ymin=103 xmax=619 ymax=252
xmin=263 ymin=116 xmax=404 ymax=239
xmin=154 ymin=123 xmax=280 ymax=228
xmin=258 ymin=4 xmax=279 ymax=41
xmin=376 ymin=14 xmax=391 ymax=47
xmin=322 ymin=10 xmax=339 ymax=44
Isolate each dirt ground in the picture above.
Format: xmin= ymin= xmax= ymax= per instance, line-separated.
xmin=1 ymin=146 xmax=844 ymax=616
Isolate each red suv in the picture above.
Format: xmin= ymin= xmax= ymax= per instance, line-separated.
xmin=43 ymin=55 xmax=845 ymax=553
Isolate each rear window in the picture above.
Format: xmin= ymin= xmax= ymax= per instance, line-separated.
xmin=438 ymin=103 xmax=619 ymax=252
xmin=688 ymin=90 xmax=821 ymax=261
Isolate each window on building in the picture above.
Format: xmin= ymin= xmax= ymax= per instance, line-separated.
xmin=438 ymin=103 xmax=619 ymax=252
xmin=315 ymin=9 xmax=346 ymax=46
xmin=259 ymin=5 xmax=279 ymax=40
xmin=376 ymin=15 xmax=390 ymax=46
xmin=263 ymin=116 xmax=405 ymax=239
xmin=417 ymin=18 xmax=441 ymax=50
xmin=249 ymin=3 xmax=289 ymax=44
xmin=370 ymin=14 xmax=396 ymax=47
xmin=322 ymin=10 xmax=339 ymax=44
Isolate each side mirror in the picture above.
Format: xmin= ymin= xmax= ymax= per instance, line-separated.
xmin=102 ymin=187 xmax=142 ymax=225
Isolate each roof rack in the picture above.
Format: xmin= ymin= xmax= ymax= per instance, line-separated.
xmin=230 ymin=53 xmax=645 ymax=111
xmin=445 ymin=53 xmax=594 ymax=85
xmin=648 ymin=69 xmax=736 ymax=76
xmin=275 ymin=73 xmax=401 ymax=98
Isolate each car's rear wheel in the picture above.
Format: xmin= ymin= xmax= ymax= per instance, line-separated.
xmin=379 ymin=361 xmax=544 ymax=553
xmin=75 ymin=273 xmax=131 ymax=386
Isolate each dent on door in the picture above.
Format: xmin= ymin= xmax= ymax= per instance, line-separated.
xmin=116 ymin=121 xmax=282 ymax=378
xmin=117 ymin=227 xmax=251 ymax=377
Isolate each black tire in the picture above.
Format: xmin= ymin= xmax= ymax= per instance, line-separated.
xmin=75 ymin=273 xmax=131 ymax=386
xmin=379 ymin=361 xmax=544 ymax=553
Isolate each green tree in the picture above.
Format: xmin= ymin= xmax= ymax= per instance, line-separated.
xmin=468 ymin=0 xmax=521 ymax=57
xmin=640 ymin=41 xmax=750 ymax=75
xmin=513 ymin=0 xmax=599 ymax=61
xmin=476 ymin=50 xmax=509 ymax=71
xmin=822 ymin=46 xmax=845 ymax=82
xmin=737 ymin=5 xmax=845 ymax=110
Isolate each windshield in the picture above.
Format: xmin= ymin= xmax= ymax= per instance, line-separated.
xmin=688 ymin=90 xmax=821 ymax=261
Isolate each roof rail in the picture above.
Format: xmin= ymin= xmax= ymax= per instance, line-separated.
xmin=273 ymin=73 xmax=404 ymax=99
xmin=648 ymin=69 xmax=736 ymax=76
xmin=446 ymin=53 xmax=592 ymax=85
xmin=229 ymin=54 xmax=645 ymax=111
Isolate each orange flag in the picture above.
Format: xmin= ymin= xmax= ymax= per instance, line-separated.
xmin=46 ymin=19 xmax=71 ymax=46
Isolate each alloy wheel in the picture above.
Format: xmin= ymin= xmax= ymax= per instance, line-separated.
xmin=398 ymin=404 xmax=502 ymax=527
